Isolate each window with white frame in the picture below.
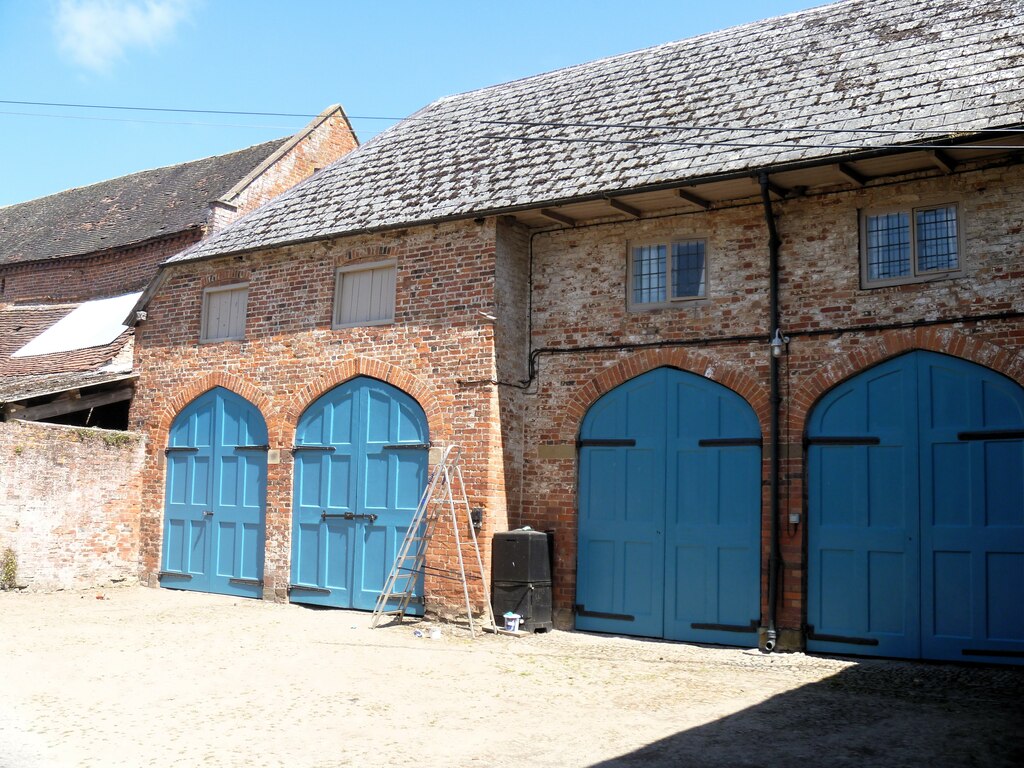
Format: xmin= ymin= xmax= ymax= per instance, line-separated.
xmin=628 ymin=238 xmax=707 ymax=308
xmin=200 ymin=283 xmax=248 ymax=342
xmin=333 ymin=260 xmax=396 ymax=327
xmin=862 ymin=203 xmax=961 ymax=286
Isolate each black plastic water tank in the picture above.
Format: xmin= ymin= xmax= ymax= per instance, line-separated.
xmin=492 ymin=529 xmax=551 ymax=583
xmin=491 ymin=528 xmax=553 ymax=632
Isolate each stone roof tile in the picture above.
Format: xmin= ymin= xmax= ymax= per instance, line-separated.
xmin=172 ymin=0 xmax=1024 ymax=265
xmin=0 ymin=139 xmax=289 ymax=266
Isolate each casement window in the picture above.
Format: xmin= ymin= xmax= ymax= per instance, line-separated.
xmin=333 ymin=260 xmax=397 ymax=327
xmin=862 ymin=203 xmax=961 ymax=286
xmin=628 ymin=239 xmax=707 ymax=308
xmin=200 ymin=283 xmax=248 ymax=342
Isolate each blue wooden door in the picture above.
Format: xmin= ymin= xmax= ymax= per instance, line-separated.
xmin=290 ymin=377 xmax=428 ymax=611
xmin=577 ymin=367 xmax=762 ymax=645
xmin=808 ymin=351 xmax=1024 ymax=663
xmin=162 ymin=387 xmax=268 ymax=597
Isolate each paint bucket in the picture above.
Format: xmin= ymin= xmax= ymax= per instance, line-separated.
xmin=503 ymin=612 xmax=522 ymax=632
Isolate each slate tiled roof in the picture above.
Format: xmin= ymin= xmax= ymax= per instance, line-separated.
xmin=0 ymin=139 xmax=289 ymax=266
xmin=171 ymin=0 xmax=1024 ymax=265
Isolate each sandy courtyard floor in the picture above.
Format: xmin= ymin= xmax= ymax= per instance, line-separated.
xmin=0 ymin=586 xmax=1021 ymax=767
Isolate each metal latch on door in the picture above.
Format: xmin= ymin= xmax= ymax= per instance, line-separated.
xmin=321 ymin=511 xmax=378 ymax=523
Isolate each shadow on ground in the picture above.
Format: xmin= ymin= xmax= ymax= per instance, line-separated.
xmin=590 ymin=659 xmax=1024 ymax=768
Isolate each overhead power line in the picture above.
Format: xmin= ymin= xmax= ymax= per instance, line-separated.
xmin=2 ymin=98 xmax=1023 ymax=139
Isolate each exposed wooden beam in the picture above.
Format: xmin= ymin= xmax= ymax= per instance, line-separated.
xmin=605 ymin=197 xmax=642 ymax=219
xmin=929 ymin=149 xmax=958 ymax=174
xmin=766 ymin=180 xmax=790 ymax=199
xmin=676 ymin=188 xmax=712 ymax=209
xmin=8 ymin=386 xmax=134 ymax=422
xmin=836 ymin=162 xmax=868 ymax=186
xmin=539 ymin=208 xmax=576 ymax=227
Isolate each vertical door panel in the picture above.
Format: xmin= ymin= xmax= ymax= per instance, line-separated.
xmin=810 ymin=351 xmax=1024 ymax=663
xmin=578 ymin=367 xmax=761 ymax=647
xmin=808 ymin=356 xmax=919 ymax=658
xmin=162 ymin=388 xmax=267 ymax=598
xmin=290 ymin=377 xmax=428 ymax=611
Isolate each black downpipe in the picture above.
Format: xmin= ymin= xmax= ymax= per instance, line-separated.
xmin=760 ymin=172 xmax=782 ymax=653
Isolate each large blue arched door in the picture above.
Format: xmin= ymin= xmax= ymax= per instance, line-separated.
xmin=576 ymin=367 xmax=762 ymax=646
xmin=290 ymin=377 xmax=429 ymax=611
xmin=808 ymin=351 xmax=1024 ymax=663
xmin=162 ymin=387 xmax=268 ymax=598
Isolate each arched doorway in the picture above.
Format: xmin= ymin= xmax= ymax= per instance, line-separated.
xmin=161 ymin=387 xmax=268 ymax=597
xmin=289 ymin=377 xmax=429 ymax=610
xmin=576 ymin=367 xmax=762 ymax=645
xmin=807 ymin=350 xmax=1024 ymax=663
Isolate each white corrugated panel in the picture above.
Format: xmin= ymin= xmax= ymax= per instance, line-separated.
xmin=12 ymin=292 xmax=143 ymax=357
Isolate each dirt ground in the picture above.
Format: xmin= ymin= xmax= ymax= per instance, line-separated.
xmin=0 ymin=586 xmax=1021 ymax=768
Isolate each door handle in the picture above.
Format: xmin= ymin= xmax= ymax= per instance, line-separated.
xmin=203 ymin=510 xmax=214 ymax=517
xmin=321 ymin=511 xmax=378 ymax=523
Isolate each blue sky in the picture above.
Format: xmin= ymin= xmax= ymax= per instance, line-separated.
xmin=0 ymin=0 xmax=826 ymax=208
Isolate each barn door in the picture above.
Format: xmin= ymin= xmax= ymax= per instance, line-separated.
xmin=289 ymin=377 xmax=428 ymax=611
xmin=808 ymin=351 xmax=1024 ymax=663
xmin=162 ymin=387 xmax=268 ymax=597
xmin=576 ymin=367 xmax=762 ymax=646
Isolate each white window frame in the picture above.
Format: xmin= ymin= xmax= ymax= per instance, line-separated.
xmin=627 ymin=238 xmax=708 ymax=310
xmin=199 ymin=282 xmax=248 ymax=343
xmin=332 ymin=259 xmax=397 ymax=329
xmin=860 ymin=201 xmax=963 ymax=288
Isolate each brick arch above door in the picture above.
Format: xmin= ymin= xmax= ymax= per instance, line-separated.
xmin=791 ymin=328 xmax=1024 ymax=433
xmin=154 ymin=372 xmax=272 ymax=436
xmin=282 ymin=357 xmax=447 ymax=444
xmin=553 ymin=348 xmax=769 ymax=444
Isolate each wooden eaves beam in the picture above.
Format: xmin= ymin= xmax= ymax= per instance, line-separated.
xmin=6 ymin=386 xmax=134 ymax=422
xmin=837 ymin=162 xmax=868 ymax=186
xmin=765 ymin=179 xmax=790 ymax=199
xmin=605 ymin=196 xmax=642 ymax=219
xmin=676 ymin=188 xmax=711 ymax=209
xmin=929 ymin=149 xmax=958 ymax=174
xmin=539 ymin=208 xmax=576 ymax=227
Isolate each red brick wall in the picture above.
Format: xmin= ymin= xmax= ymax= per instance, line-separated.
xmin=518 ymin=161 xmax=1024 ymax=639
xmin=210 ymin=110 xmax=360 ymax=231
xmin=130 ymin=219 xmax=507 ymax=612
xmin=132 ymin=160 xmax=1024 ymax=642
xmin=0 ymin=230 xmax=202 ymax=304
xmin=0 ymin=421 xmax=145 ymax=590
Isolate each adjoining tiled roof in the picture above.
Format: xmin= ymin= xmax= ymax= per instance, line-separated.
xmin=0 ymin=371 xmax=136 ymax=404
xmin=171 ymin=0 xmax=1024 ymax=265
xmin=0 ymin=304 xmax=132 ymax=378
xmin=0 ymin=139 xmax=289 ymax=266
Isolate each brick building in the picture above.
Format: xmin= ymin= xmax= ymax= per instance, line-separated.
xmin=132 ymin=0 xmax=1024 ymax=663
xmin=0 ymin=107 xmax=358 ymax=591
xmin=0 ymin=105 xmax=358 ymax=426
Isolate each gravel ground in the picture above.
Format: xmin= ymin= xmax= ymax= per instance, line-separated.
xmin=0 ymin=586 xmax=1021 ymax=767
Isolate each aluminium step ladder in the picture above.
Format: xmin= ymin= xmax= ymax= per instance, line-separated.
xmin=371 ymin=444 xmax=497 ymax=637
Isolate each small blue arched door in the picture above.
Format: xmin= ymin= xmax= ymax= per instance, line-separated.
xmin=807 ymin=351 xmax=1024 ymax=663
xmin=576 ymin=367 xmax=763 ymax=646
xmin=162 ymin=387 xmax=268 ymax=597
xmin=289 ymin=377 xmax=429 ymax=611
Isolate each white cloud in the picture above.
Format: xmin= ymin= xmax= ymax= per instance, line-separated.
xmin=54 ymin=0 xmax=193 ymax=73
